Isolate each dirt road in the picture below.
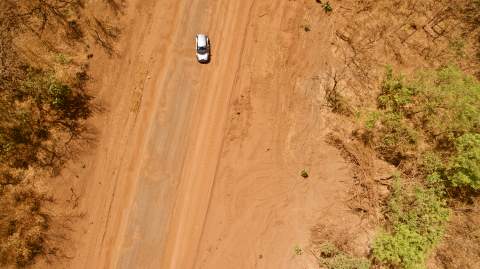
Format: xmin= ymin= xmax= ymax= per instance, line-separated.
xmin=66 ymin=0 xmax=365 ymax=268
xmin=69 ymin=0 xmax=256 ymax=267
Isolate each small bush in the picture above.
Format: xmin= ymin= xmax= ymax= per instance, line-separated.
xmin=314 ymin=242 xmax=370 ymax=269
xmin=446 ymin=133 xmax=480 ymax=189
xmin=421 ymin=151 xmax=443 ymax=175
xmin=323 ymin=2 xmax=333 ymax=13
xmin=315 ymin=1 xmax=333 ymax=13
xmin=364 ymin=111 xmax=380 ymax=130
xmin=325 ymin=85 xmax=353 ymax=116
xmin=294 ymin=245 xmax=303 ymax=255
xmin=374 ymin=226 xmax=428 ymax=269
xmin=365 ymin=111 xmax=418 ymax=165
xmin=449 ymin=38 xmax=466 ymax=58
xmin=377 ymin=67 xmax=416 ymax=113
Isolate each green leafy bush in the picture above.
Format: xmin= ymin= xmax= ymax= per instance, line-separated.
xmin=21 ymin=68 xmax=73 ymax=111
xmin=408 ymin=67 xmax=480 ymax=144
xmin=421 ymin=151 xmax=443 ymax=175
xmin=363 ymin=109 xmax=418 ymax=165
xmin=367 ymin=66 xmax=480 ymax=191
xmin=377 ymin=67 xmax=416 ymax=114
xmin=374 ymin=226 xmax=428 ymax=269
xmin=375 ymin=112 xmax=418 ymax=165
xmin=373 ymin=178 xmax=449 ymax=269
xmin=378 ymin=66 xmax=480 ymax=148
xmin=446 ymin=133 xmax=480 ymax=189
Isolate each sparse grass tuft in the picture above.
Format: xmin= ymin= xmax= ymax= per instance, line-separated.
xmin=312 ymin=242 xmax=370 ymax=269
xmin=54 ymin=53 xmax=71 ymax=65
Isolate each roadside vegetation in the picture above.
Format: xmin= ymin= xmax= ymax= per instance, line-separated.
xmin=312 ymin=242 xmax=370 ymax=269
xmin=310 ymin=0 xmax=480 ymax=268
xmin=363 ymin=66 xmax=479 ymax=268
xmin=0 ymin=0 xmax=119 ymax=266
xmin=372 ymin=177 xmax=449 ymax=268
xmin=322 ymin=65 xmax=479 ymax=269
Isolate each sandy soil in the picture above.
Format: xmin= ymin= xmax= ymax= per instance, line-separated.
xmin=62 ymin=0 xmax=369 ymax=268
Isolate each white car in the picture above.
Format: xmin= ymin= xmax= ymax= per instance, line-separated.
xmin=195 ymin=34 xmax=210 ymax=63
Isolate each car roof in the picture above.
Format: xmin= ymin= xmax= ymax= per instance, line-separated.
xmin=197 ymin=34 xmax=207 ymax=47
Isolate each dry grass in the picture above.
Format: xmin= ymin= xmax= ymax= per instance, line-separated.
xmin=433 ymin=198 xmax=480 ymax=268
xmin=326 ymin=132 xmax=383 ymax=221
xmin=0 ymin=0 xmax=121 ymax=266
xmin=331 ymin=0 xmax=480 ymax=109
xmin=0 ymin=176 xmax=53 ymax=266
xmin=310 ymin=223 xmax=371 ymax=269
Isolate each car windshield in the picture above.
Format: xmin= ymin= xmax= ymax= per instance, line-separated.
xmin=197 ymin=46 xmax=207 ymax=54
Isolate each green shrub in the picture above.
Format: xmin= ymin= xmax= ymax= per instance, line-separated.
xmin=366 ymin=111 xmax=418 ymax=165
xmin=48 ymin=82 xmax=72 ymax=109
xmin=373 ymin=178 xmax=449 ymax=268
xmin=368 ymin=66 xmax=480 ymax=191
xmin=21 ymin=68 xmax=73 ymax=111
xmin=420 ymin=134 xmax=480 ymax=190
xmin=364 ymin=111 xmax=380 ymax=130
xmin=409 ymin=67 xmax=480 ymax=144
xmin=377 ymin=67 xmax=415 ymax=113
xmin=0 ymin=66 xmax=91 ymax=169
xmin=446 ymin=133 xmax=480 ymax=189
xmin=377 ymin=66 xmax=480 ymax=148
xmin=421 ymin=152 xmax=443 ymax=174
xmin=449 ymin=38 xmax=466 ymax=58
xmin=374 ymin=226 xmax=428 ymax=269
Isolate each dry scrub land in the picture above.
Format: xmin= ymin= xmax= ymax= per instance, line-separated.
xmin=0 ymin=0 xmax=119 ymax=266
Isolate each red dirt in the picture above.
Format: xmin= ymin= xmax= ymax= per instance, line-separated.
xmin=61 ymin=0 xmax=373 ymax=268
